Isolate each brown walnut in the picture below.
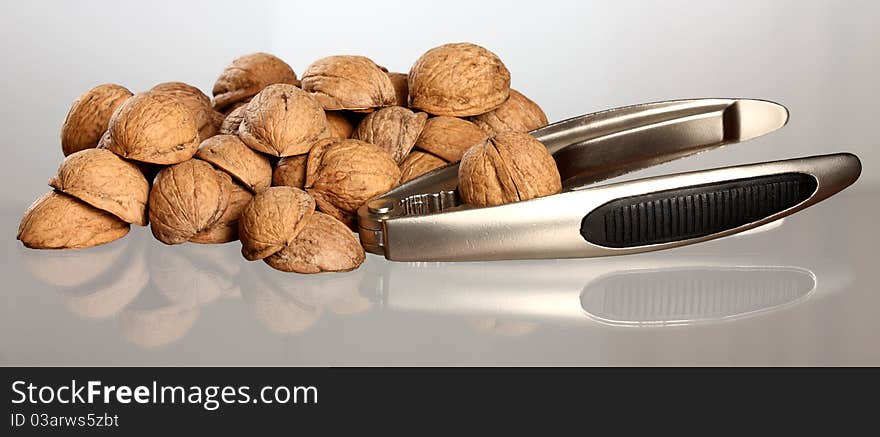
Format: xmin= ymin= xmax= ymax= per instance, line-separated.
xmin=301 ymin=55 xmax=396 ymax=111
xmin=272 ymin=154 xmax=308 ymax=188
xmin=325 ymin=111 xmax=354 ymax=139
xmin=61 ymin=84 xmax=133 ymax=156
xmin=195 ymin=134 xmax=272 ymax=193
xmin=219 ymin=104 xmax=246 ymax=135
xmin=399 ymin=151 xmax=447 ymax=183
xmin=189 ymin=181 xmax=252 ymax=244
xmin=387 ymin=72 xmax=409 ymax=107
xmin=212 ymin=52 xmax=299 ymax=113
xmin=107 ymin=92 xmax=200 ymax=164
xmin=17 ymin=191 xmax=130 ymax=249
xmin=352 ymin=106 xmax=427 ymax=164
xmin=305 ymin=139 xmax=400 ymax=227
xmin=414 ymin=116 xmax=488 ymax=162
xmin=409 ymin=43 xmax=510 ymax=116
xmin=264 ymin=212 xmax=366 ymax=274
xmin=458 ymin=132 xmax=561 ymax=206
xmin=49 ymin=148 xmax=149 ymax=225
xmin=151 ymin=82 xmax=224 ymax=141
xmin=469 ymin=89 xmax=548 ymax=135
xmin=238 ymin=84 xmax=330 ymax=157
xmin=148 ymin=159 xmax=232 ymax=244
xmin=238 ymin=186 xmax=315 ymax=261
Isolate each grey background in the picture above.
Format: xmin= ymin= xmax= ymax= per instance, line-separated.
xmin=0 ymin=0 xmax=878 ymax=365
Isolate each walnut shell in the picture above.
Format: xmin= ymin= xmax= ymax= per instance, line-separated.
xmin=326 ymin=111 xmax=354 ymax=139
xmin=409 ymin=43 xmax=511 ymax=116
xmin=148 ymin=159 xmax=232 ymax=244
xmin=219 ymin=104 xmax=246 ymax=135
xmin=238 ymin=186 xmax=315 ymax=261
xmin=469 ymin=89 xmax=548 ymax=135
xmin=49 ymin=148 xmax=149 ymax=225
xmin=301 ymin=55 xmax=396 ymax=111
xmin=352 ymin=106 xmax=427 ymax=164
xmin=61 ymin=84 xmax=133 ymax=156
xmin=387 ymin=72 xmax=409 ymax=107
xmin=272 ymin=154 xmax=307 ymax=188
xmin=458 ymin=132 xmax=561 ymax=206
xmin=264 ymin=212 xmax=365 ymax=273
xmin=238 ymin=84 xmax=330 ymax=157
xmin=107 ymin=92 xmax=200 ymax=164
xmin=414 ymin=116 xmax=488 ymax=162
xmin=17 ymin=191 xmax=130 ymax=249
xmin=399 ymin=151 xmax=447 ymax=183
xmin=190 ymin=181 xmax=252 ymax=244
xmin=195 ymin=134 xmax=272 ymax=193
xmin=151 ymin=82 xmax=223 ymax=141
xmin=305 ymin=139 xmax=400 ymax=226
xmin=212 ymin=52 xmax=299 ymax=112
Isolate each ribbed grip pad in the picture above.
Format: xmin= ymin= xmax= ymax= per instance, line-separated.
xmin=580 ymin=173 xmax=817 ymax=248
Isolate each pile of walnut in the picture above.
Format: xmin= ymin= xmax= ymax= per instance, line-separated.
xmin=17 ymin=43 xmax=561 ymax=274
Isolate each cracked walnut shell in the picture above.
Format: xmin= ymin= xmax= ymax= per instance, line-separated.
xmin=196 ymin=134 xmax=272 ymax=193
xmin=352 ymin=106 xmax=427 ymax=164
xmin=238 ymin=186 xmax=316 ymax=261
xmin=458 ymin=132 xmax=561 ymax=206
xmin=238 ymin=84 xmax=330 ymax=157
xmin=49 ymin=148 xmax=149 ymax=225
xmin=17 ymin=191 xmax=130 ymax=249
xmin=301 ymin=55 xmax=396 ymax=111
xmin=148 ymin=159 xmax=232 ymax=245
xmin=107 ymin=92 xmax=200 ymax=164
xmin=305 ymin=139 xmax=400 ymax=226
xmin=414 ymin=116 xmax=488 ymax=162
xmin=470 ymin=89 xmax=548 ymax=135
xmin=399 ymin=151 xmax=447 ymax=183
xmin=212 ymin=52 xmax=299 ymax=113
xmin=61 ymin=84 xmax=133 ymax=156
xmin=264 ymin=212 xmax=365 ymax=274
xmin=409 ymin=43 xmax=510 ymax=117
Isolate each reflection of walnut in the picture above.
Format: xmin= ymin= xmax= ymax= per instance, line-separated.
xmin=17 ymin=191 xmax=130 ymax=249
xmin=414 ymin=116 xmax=488 ymax=162
xmin=470 ymin=89 xmax=548 ymax=135
xmin=212 ymin=52 xmax=299 ymax=113
xmin=399 ymin=151 xmax=447 ymax=183
xmin=352 ymin=106 xmax=427 ymax=164
xmin=107 ymin=92 xmax=200 ymax=164
xmin=196 ymin=134 xmax=272 ymax=193
xmin=459 ymin=132 xmax=561 ymax=206
xmin=238 ymin=84 xmax=330 ymax=157
xmin=301 ymin=55 xmax=396 ymax=111
xmin=409 ymin=43 xmax=510 ymax=116
xmin=61 ymin=84 xmax=132 ymax=156
xmin=49 ymin=148 xmax=149 ymax=225
xmin=305 ymin=139 xmax=400 ymax=227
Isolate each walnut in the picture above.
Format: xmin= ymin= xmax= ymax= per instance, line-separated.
xmin=17 ymin=191 xmax=130 ymax=249
xmin=212 ymin=52 xmax=299 ymax=113
xmin=219 ymin=104 xmax=246 ymax=135
xmin=147 ymin=159 xmax=232 ymax=244
xmin=264 ymin=212 xmax=365 ymax=273
xmin=151 ymin=82 xmax=223 ymax=141
xmin=107 ymin=92 xmax=200 ymax=164
xmin=458 ymin=132 xmax=561 ymax=206
xmin=272 ymin=154 xmax=307 ymax=188
xmin=195 ymin=134 xmax=272 ymax=193
xmin=189 ymin=181 xmax=252 ymax=244
xmin=61 ymin=84 xmax=133 ymax=156
xmin=48 ymin=148 xmax=149 ymax=225
xmin=352 ymin=106 xmax=427 ymax=163
xmin=409 ymin=43 xmax=510 ymax=116
xmin=326 ymin=111 xmax=354 ymax=139
xmin=301 ymin=55 xmax=396 ymax=111
xmin=387 ymin=72 xmax=409 ymax=106
xmin=469 ymin=89 xmax=548 ymax=135
xmin=399 ymin=151 xmax=447 ymax=183
xmin=237 ymin=186 xmax=315 ymax=261
xmin=305 ymin=139 xmax=400 ymax=227
xmin=238 ymin=84 xmax=330 ymax=157
xmin=414 ymin=116 xmax=488 ymax=162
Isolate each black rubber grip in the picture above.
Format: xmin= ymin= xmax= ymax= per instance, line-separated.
xmin=580 ymin=173 xmax=817 ymax=248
